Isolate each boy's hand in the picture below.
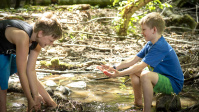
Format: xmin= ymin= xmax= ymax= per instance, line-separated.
xmin=34 ymin=95 xmax=45 ymax=110
xmin=97 ymin=65 xmax=119 ymax=78
xmin=45 ymin=100 xmax=57 ymax=109
xmin=27 ymin=100 xmax=36 ymax=112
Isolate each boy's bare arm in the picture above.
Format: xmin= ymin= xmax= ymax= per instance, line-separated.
xmin=116 ymin=56 xmax=142 ymax=70
xmin=118 ymin=61 xmax=147 ymax=77
xmin=27 ymin=44 xmax=41 ymax=98
xmin=12 ymin=30 xmax=35 ymax=108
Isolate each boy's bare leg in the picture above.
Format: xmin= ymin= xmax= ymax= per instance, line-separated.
xmin=37 ymin=80 xmax=57 ymax=108
xmin=140 ymin=71 xmax=158 ymax=112
xmin=130 ymin=73 xmax=143 ymax=106
xmin=0 ymin=87 xmax=7 ymax=112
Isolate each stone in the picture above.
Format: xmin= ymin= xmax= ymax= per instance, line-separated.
xmin=67 ymin=81 xmax=86 ymax=88
xmin=45 ymin=87 xmax=54 ymax=96
xmin=156 ymin=93 xmax=181 ymax=112
xmin=56 ymin=86 xmax=71 ymax=96
xmin=44 ymin=80 xmax=57 ymax=87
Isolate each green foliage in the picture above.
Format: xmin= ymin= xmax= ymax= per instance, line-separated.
xmin=111 ymin=0 xmax=172 ymax=36
xmin=119 ymin=83 xmax=127 ymax=90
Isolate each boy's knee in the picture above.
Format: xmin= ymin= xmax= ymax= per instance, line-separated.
xmin=140 ymin=71 xmax=151 ymax=82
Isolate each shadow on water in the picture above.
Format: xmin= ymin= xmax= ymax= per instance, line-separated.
xmin=7 ymin=73 xmax=198 ymax=111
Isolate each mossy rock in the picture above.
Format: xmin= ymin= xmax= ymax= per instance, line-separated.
xmin=51 ymin=58 xmax=60 ymax=66
xmin=156 ymin=93 xmax=181 ymax=111
xmin=4 ymin=16 xmax=25 ymax=20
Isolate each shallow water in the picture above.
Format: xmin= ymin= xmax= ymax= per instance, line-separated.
xmin=7 ymin=73 xmax=198 ymax=111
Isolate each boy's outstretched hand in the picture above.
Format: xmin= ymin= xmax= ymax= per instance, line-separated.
xmin=34 ymin=95 xmax=45 ymax=110
xmin=97 ymin=65 xmax=119 ymax=78
xmin=27 ymin=100 xmax=36 ymax=112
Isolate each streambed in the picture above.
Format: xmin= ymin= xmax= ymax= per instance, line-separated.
xmin=7 ymin=72 xmax=198 ymax=112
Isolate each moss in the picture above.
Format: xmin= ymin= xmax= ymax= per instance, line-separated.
xmin=4 ymin=16 xmax=25 ymax=20
xmin=40 ymin=58 xmax=84 ymax=70
xmin=51 ymin=57 xmax=60 ymax=66
xmin=184 ymin=14 xmax=197 ymax=29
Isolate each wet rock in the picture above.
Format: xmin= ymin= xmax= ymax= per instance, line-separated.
xmin=56 ymin=86 xmax=71 ymax=96
xmin=0 ymin=13 xmax=8 ymax=17
xmin=67 ymin=81 xmax=86 ymax=88
xmin=61 ymin=74 xmax=75 ymax=78
xmin=44 ymin=80 xmax=57 ymax=87
xmin=156 ymin=93 xmax=181 ymax=112
xmin=8 ymin=81 xmax=22 ymax=93
xmin=36 ymin=72 xmax=51 ymax=79
xmin=45 ymin=87 xmax=54 ymax=96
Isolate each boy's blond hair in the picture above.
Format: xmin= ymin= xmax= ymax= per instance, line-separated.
xmin=140 ymin=12 xmax=165 ymax=35
xmin=34 ymin=12 xmax=62 ymax=39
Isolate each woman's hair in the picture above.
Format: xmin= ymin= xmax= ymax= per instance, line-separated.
xmin=33 ymin=12 xmax=62 ymax=39
xmin=139 ymin=12 xmax=165 ymax=34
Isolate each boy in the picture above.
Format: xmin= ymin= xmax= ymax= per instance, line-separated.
xmin=97 ymin=12 xmax=184 ymax=112
xmin=0 ymin=12 xmax=62 ymax=112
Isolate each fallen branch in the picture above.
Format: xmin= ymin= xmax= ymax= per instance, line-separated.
xmin=178 ymin=103 xmax=199 ymax=112
xmin=164 ymin=36 xmax=198 ymax=45
xmin=184 ymin=75 xmax=199 ymax=84
xmin=61 ymin=17 xmax=118 ymax=24
xmin=64 ymin=30 xmax=199 ymax=45
xmin=36 ymin=69 xmax=97 ymax=74
xmin=166 ymin=26 xmax=199 ymax=31
xmin=181 ymin=61 xmax=199 ymax=67
xmin=56 ymin=43 xmax=111 ymax=52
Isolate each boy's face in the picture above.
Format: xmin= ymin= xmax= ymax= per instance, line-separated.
xmin=141 ymin=24 xmax=155 ymax=41
xmin=37 ymin=31 xmax=56 ymax=48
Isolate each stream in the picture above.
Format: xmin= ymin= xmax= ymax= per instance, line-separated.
xmin=7 ymin=72 xmax=198 ymax=112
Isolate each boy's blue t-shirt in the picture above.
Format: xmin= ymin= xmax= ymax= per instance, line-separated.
xmin=137 ymin=36 xmax=184 ymax=94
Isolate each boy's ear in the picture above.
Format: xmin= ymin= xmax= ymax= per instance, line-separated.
xmin=153 ymin=27 xmax=157 ymax=34
xmin=38 ymin=30 xmax=43 ymax=38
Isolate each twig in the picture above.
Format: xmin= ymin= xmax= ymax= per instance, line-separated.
xmin=61 ymin=17 xmax=119 ymax=24
xmin=184 ymin=75 xmax=199 ymax=83
xmin=60 ymin=43 xmax=111 ymax=52
xmin=94 ymin=77 xmax=110 ymax=80
xmin=196 ymin=5 xmax=198 ymax=23
xmin=181 ymin=61 xmax=199 ymax=67
xmin=36 ymin=69 xmax=97 ymax=74
xmin=166 ymin=26 xmax=199 ymax=31
xmin=164 ymin=36 xmax=198 ymax=45
xmin=66 ymin=30 xmax=199 ymax=45
xmin=177 ymin=103 xmax=199 ymax=112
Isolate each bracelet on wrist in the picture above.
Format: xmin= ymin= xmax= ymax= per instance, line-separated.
xmin=113 ymin=65 xmax=116 ymax=69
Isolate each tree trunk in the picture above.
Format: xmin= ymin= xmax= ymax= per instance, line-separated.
xmin=118 ymin=0 xmax=153 ymax=39
xmin=15 ymin=0 xmax=21 ymax=9
xmin=25 ymin=0 xmax=31 ymax=5
xmin=33 ymin=0 xmax=36 ymax=5
xmin=0 ymin=0 xmax=10 ymax=9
